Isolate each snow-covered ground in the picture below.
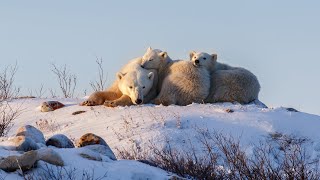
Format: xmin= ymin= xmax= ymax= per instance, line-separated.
xmin=1 ymin=98 xmax=320 ymax=179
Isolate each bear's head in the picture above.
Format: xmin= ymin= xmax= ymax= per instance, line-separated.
xmin=189 ymin=51 xmax=217 ymax=71
xmin=117 ymin=67 xmax=154 ymax=105
xmin=141 ymin=47 xmax=168 ymax=69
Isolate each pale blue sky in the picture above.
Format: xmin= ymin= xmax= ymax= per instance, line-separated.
xmin=1 ymin=1 xmax=319 ymax=115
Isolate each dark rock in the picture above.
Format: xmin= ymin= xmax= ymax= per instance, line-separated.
xmin=72 ymin=110 xmax=86 ymax=115
xmin=46 ymin=134 xmax=74 ymax=148
xmin=286 ymin=107 xmax=299 ymax=112
xmin=226 ymin=109 xmax=234 ymax=113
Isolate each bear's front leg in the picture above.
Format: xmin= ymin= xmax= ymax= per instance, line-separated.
xmin=104 ymin=95 xmax=133 ymax=107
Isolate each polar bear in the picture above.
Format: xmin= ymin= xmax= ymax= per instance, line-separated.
xmin=189 ymin=51 xmax=260 ymax=104
xmin=141 ymin=47 xmax=173 ymax=92
xmin=189 ymin=51 xmax=232 ymax=71
xmin=104 ymin=66 xmax=157 ymax=107
xmin=81 ymin=57 xmax=157 ymax=106
xmin=141 ymin=47 xmax=210 ymax=106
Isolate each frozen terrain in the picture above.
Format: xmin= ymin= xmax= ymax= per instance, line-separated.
xmin=1 ymin=98 xmax=320 ymax=179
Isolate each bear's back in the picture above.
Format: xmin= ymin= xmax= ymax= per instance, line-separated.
xmin=165 ymin=60 xmax=211 ymax=105
xmin=208 ymin=67 xmax=260 ymax=103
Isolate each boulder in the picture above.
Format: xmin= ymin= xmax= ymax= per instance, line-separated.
xmin=79 ymin=149 xmax=102 ymax=161
xmin=0 ymin=150 xmax=37 ymax=172
xmin=16 ymin=125 xmax=45 ymax=144
xmin=83 ymin=144 xmax=116 ymax=160
xmin=10 ymin=136 xmax=39 ymax=152
xmin=40 ymin=101 xmax=65 ymax=112
xmin=46 ymin=134 xmax=74 ymax=148
xmin=77 ymin=133 xmax=108 ymax=147
xmin=36 ymin=148 xmax=64 ymax=166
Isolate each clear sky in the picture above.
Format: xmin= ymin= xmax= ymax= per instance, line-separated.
xmin=1 ymin=1 xmax=319 ymax=115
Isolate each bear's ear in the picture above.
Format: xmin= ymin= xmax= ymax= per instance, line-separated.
xmin=211 ymin=53 xmax=218 ymax=62
xmin=117 ymin=72 xmax=126 ymax=80
xmin=158 ymin=52 xmax=167 ymax=60
xmin=147 ymin=47 xmax=152 ymax=52
xmin=148 ymin=72 xmax=154 ymax=80
xmin=189 ymin=51 xmax=196 ymax=60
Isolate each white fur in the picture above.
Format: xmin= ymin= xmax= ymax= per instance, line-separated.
xmin=141 ymin=48 xmax=210 ymax=106
xmin=141 ymin=47 xmax=172 ymax=91
xmin=117 ymin=65 xmax=156 ymax=104
xmin=82 ymin=57 xmax=157 ymax=106
xmin=190 ymin=51 xmax=233 ymax=71
xmin=190 ymin=51 xmax=261 ymax=104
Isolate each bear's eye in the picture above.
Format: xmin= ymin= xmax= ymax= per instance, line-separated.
xmin=129 ymin=86 xmax=133 ymax=89
xmin=203 ymin=57 xmax=206 ymax=60
xmin=149 ymin=59 xmax=153 ymax=61
xmin=142 ymin=86 xmax=145 ymax=89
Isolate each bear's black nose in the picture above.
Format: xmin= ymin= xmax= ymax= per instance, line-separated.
xmin=140 ymin=65 xmax=144 ymax=68
xmin=135 ymin=99 xmax=142 ymax=104
xmin=195 ymin=60 xmax=199 ymax=64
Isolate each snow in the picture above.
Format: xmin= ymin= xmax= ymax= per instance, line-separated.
xmin=1 ymin=98 xmax=320 ymax=179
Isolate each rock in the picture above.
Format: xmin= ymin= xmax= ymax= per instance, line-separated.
xmin=36 ymin=148 xmax=64 ymax=166
xmin=11 ymin=136 xmax=39 ymax=152
xmin=15 ymin=96 xmax=36 ymax=99
xmin=79 ymin=149 xmax=102 ymax=161
xmin=83 ymin=144 xmax=116 ymax=160
xmin=46 ymin=134 xmax=74 ymax=148
xmin=286 ymin=107 xmax=299 ymax=112
xmin=225 ymin=109 xmax=234 ymax=113
xmin=79 ymin=153 xmax=102 ymax=161
xmin=72 ymin=110 xmax=86 ymax=115
xmin=77 ymin=133 xmax=108 ymax=147
xmin=16 ymin=125 xmax=45 ymax=144
xmin=40 ymin=101 xmax=65 ymax=112
xmin=0 ymin=150 xmax=37 ymax=172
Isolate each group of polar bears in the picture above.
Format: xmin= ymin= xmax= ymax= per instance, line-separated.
xmin=81 ymin=47 xmax=261 ymax=107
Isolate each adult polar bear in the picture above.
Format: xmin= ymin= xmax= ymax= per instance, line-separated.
xmin=190 ymin=51 xmax=261 ymax=104
xmin=81 ymin=57 xmax=158 ymax=106
xmin=141 ymin=47 xmax=210 ymax=106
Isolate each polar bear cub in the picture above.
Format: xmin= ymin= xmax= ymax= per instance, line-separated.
xmin=141 ymin=47 xmax=172 ymax=91
xmin=141 ymin=47 xmax=210 ymax=106
xmin=190 ymin=51 xmax=260 ymax=104
xmin=190 ymin=51 xmax=232 ymax=71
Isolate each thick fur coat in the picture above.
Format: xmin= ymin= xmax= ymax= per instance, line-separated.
xmin=141 ymin=48 xmax=210 ymax=106
xmin=81 ymin=57 xmax=158 ymax=106
xmin=190 ymin=51 xmax=260 ymax=104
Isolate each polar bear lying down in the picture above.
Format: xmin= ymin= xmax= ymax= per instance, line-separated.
xmin=189 ymin=51 xmax=260 ymax=104
xmin=140 ymin=47 xmax=211 ymax=106
xmin=82 ymin=48 xmax=262 ymax=107
xmin=81 ymin=57 xmax=158 ymax=107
